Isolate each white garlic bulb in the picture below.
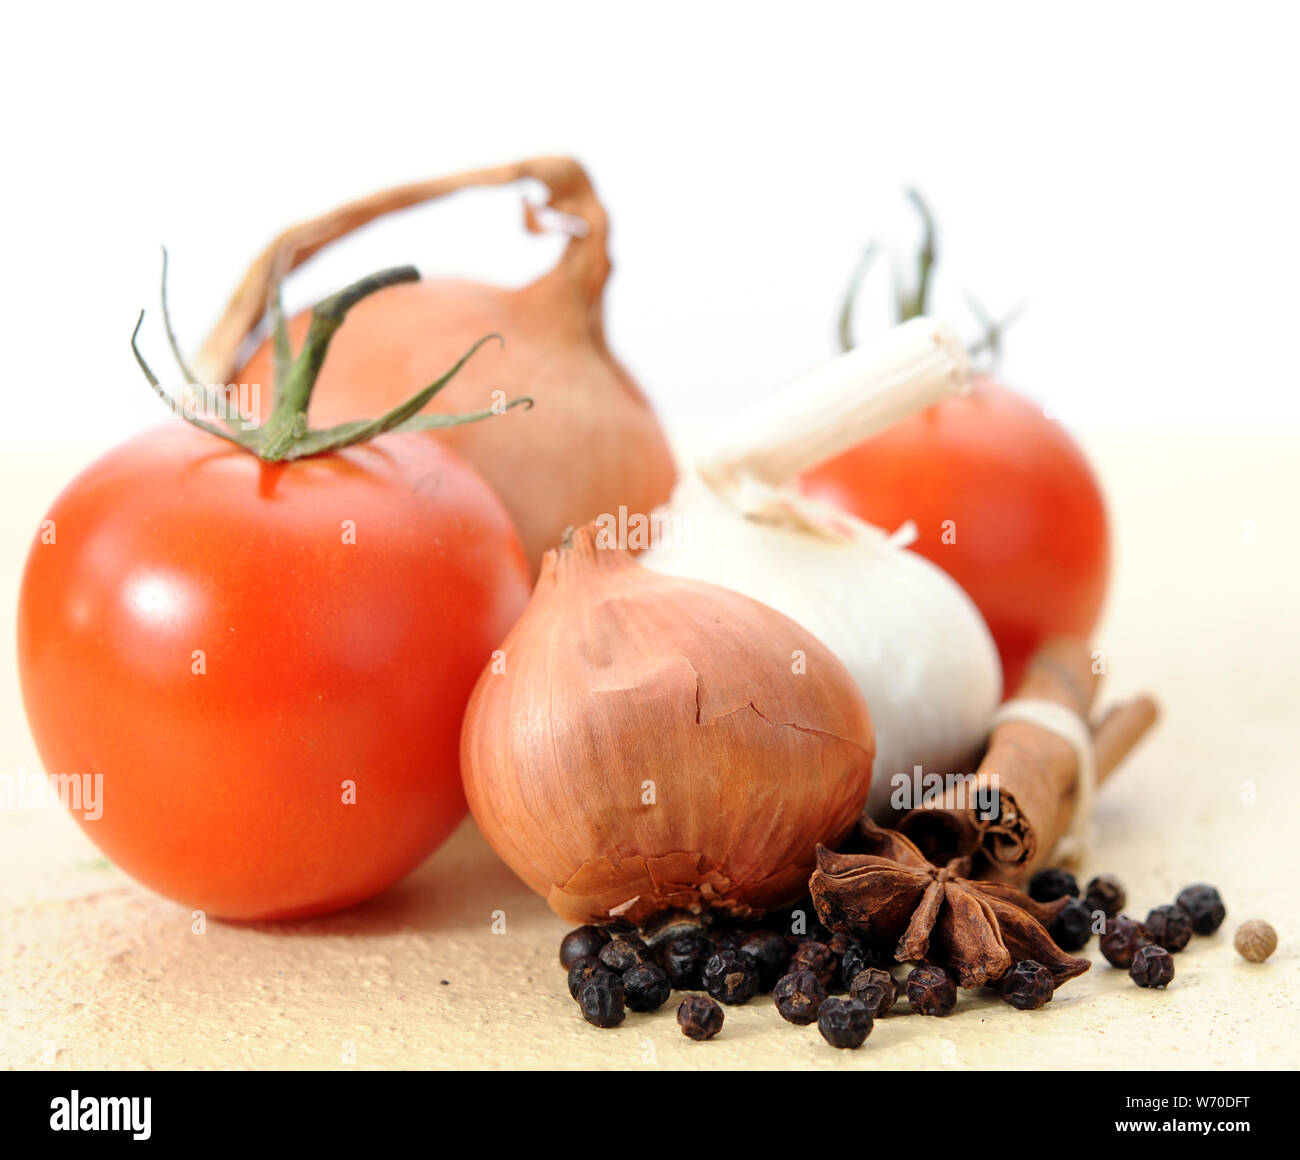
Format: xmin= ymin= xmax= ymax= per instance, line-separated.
xmin=642 ymin=318 xmax=1001 ymax=816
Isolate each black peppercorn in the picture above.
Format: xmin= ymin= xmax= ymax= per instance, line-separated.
xmin=711 ymin=929 xmax=746 ymax=953
xmin=677 ymin=994 xmax=724 ymax=1040
xmin=789 ymin=940 xmax=836 ymax=986
xmin=848 ymin=967 xmax=898 ymax=1016
xmin=1098 ymin=916 xmax=1155 ymax=969
xmin=1145 ymin=905 xmax=1193 ymax=952
xmin=703 ymin=949 xmax=760 ymax=1005
xmin=1000 ymin=960 xmax=1055 ymax=1011
xmin=1175 ymin=884 xmax=1226 ymax=935
xmin=622 ymin=963 xmax=671 ymax=1012
xmin=773 ymin=970 xmax=827 ymax=1025
xmin=1083 ymin=874 xmax=1126 ymax=919
xmin=660 ymin=935 xmax=712 ymax=990
xmin=567 ymin=955 xmax=615 ymax=1000
xmin=826 ymin=932 xmax=854 ymax=963
xmin=738 ymin=931 xmax=792 ymax=991
xmin=559 ymin=924 xmax=610 ymax=968
xmin=1130 ymin=944 xmax=1175 ymax=988
xmin=906 ymin=964 xmax=957 ymax=1016
xmin=598 ymin=936 xmax=649 ymax=973
xmin=840 ymin=940 xmax=890 ymax=988
xmin=578 ymin=974 xmax=626 ymax=1027
xmin=817 ymin=997 xmax=874 ymax=1048
xmin=840 ymin=943 xmax=867 ymax=988
xmin=822 ymin=933 xmax=853 ymax=990
xmin=1050 ymin=899 xmax=1095 ymax=950
xmin=849 ymin=980 xmax=891 ymax=1019
xmin=1028 ymin=867 xmax=1079 ymax=902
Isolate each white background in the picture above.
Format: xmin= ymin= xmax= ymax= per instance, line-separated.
xmin=4 ymin=0 xmax=1298 ymax=453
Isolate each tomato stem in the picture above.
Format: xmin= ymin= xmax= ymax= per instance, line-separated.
xmin=898 ymin=187 xmax=937 ymax=322
xmin=836 ymin=242 xmax=878 ymax=354
xmin=258 ymin=266 xmax=420 ymax=458
xmin=159 ymin=248 xmax=202 ymax=388
xmin=134 ymin=257 xmax=533 ymax=461
xmin=836 ymin=189 xmax=1022 ymax=370
xmin=131 ymin=314 xmax=250 ymax=451
xmin=835 ymin=189 xmax=936 ymax=350
xmin=965 ymin=293 xmax=1027 ymax=369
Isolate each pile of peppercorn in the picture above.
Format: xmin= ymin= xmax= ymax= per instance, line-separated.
xmin=559 ymin=869 xmax=1270 ymax=1050
xmin=1028 ymin=868 xmax=1234 ymax=988
xmin=559 ymin=899 xmax=1075 ymax=1049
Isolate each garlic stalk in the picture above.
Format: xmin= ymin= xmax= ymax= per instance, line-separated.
xmin=698 ymin=317 xmax=969 ymax=495
xmin=642 ymin=317 xmax=1002 ymax=818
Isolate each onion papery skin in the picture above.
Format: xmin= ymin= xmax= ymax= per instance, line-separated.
xmin=459 ymin=526 xmax=875 ymax=926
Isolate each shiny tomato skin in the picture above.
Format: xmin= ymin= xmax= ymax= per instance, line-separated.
xmin=17 ymin=424 xmax=530 ymax=920
xmin=801 ymin=379 xmax=1109 ymax=692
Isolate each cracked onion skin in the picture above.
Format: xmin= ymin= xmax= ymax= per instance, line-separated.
xmin=459 ymin=524 xmax=875 ymax=927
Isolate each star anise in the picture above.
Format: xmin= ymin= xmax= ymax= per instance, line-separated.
xmin=809 ymin=819 xmax=1090 ymax=990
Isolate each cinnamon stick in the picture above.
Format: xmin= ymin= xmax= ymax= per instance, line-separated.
xmin=895 ymin=638 xmax=1158 ymax=882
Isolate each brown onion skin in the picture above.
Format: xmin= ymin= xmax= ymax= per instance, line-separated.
xmin=460 ymin=526 xmax=875 ymax=927
xmin=207 ymin=158 xmax=674 ymax=573
xmin=236 ymin=271 xmax=676 ymax=574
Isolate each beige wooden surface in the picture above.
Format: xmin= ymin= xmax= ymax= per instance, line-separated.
xmin=2 ymin=430 xmax=1297 ymax=1070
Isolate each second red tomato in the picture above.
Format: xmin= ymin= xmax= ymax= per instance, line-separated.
xmin=801 ymin=378 xmax=1110 ymax=692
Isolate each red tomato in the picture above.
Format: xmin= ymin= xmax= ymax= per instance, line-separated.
xmin=17 ymin=424 xmax=530 ymax=920
xmin=801 ymin=378 xmax=1109 ymax=692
